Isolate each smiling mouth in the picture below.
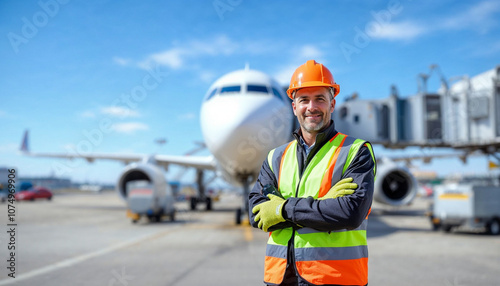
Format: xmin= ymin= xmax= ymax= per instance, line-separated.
xmin=305 ymin=114 xmax=322 ymax=120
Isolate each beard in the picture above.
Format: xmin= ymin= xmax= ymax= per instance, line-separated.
xmin=300 ymin=111 xmax=328 ymax=133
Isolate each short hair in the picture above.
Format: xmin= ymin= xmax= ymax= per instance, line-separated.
xmin=292 ymin=88 xmax=335 ymax=101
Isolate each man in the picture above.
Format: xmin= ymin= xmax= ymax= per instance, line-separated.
xmin=248 ymin=60 xmax=376 ymax=286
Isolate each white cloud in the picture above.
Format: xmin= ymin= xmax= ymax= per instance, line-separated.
xmin=299 ymin=45 xmax=323 ymax=59
xmin=138 ymin=35 xmax=239 ymax=70
xmin=188 ymin=35 xmax=239 ymax=56
xmin=370 ymin=21 xmax=425 ymax=41
xmin=273 ymin=44 xmax=327 ymax=85
xmin=111 ymin=122 xmax=149 ymax=134
xmin=0 ymin=143 xmax=17 ymax=153
xmin=113 ymin=57 xmax=132 ymax=66
xmin=370 ymin=1 xmax=500 ymax=42
xmin=135 ymin=35 xmax=276 ymax=71
xmin=100 ymin=106 xmax=140 ymax=118
xmin=80 ymin=110 xmax=96 ymax=118
xmin=79 ymin=107 xmax=140 ymax=119
xmin=440 ymin=0 xmax=500 ymax=33
xmin=199 ymin=70 xmax=216 ymax=83
xmin=274 ymin=64 xmax=297 ymax=86
xmin=140 ymin=48 xmax=184 ymax=70
xmin=62 ymin=143 xmax=77 ymax=150
xmin=177 ymin=112 xmax=196 ymax=120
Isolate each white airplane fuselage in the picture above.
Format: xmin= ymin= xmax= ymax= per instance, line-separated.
xmin=200 ymin=69 xmax=294 ymax=186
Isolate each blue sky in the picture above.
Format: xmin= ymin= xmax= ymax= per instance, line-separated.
xmin=1 ymin=0 xmax=499 ymax=184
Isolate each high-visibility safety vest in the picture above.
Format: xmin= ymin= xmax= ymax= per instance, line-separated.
xmin=264 ymin=132 xmax=375 ymax=286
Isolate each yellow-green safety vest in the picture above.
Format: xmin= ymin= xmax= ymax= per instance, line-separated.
xmin=264 ymin=132 xmax=375 ymax=285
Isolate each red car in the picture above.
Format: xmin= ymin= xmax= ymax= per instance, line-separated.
xmin=15 ymin=186 xmax=52 ymax=201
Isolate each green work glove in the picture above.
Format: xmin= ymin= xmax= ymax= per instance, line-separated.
xmin=318 ymin=177 xmax=358 ymax=200
xmin=252 ymin=194 xmax=286 ymax=232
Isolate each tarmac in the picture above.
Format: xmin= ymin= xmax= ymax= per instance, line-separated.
xmin=0 ymin=192 xmax=498 ymax=285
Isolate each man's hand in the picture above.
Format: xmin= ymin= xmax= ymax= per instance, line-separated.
xmin=252 ymin=194 xmax=286 ymax=232
xmin=318 ymin=177 xmax=358 ymax=200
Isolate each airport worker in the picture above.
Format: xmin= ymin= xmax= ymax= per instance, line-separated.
xmin=249 ymin=60 xmax=376 ymax=286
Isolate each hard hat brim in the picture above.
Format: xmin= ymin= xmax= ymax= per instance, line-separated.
xmin=287 ymin=82 xmax=340 ymax=99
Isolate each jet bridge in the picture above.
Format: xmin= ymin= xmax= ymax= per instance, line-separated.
xmin=334 ymin=65 xmax=500 ymax=158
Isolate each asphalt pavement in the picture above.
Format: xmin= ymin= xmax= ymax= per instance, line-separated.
xmin=0 ymin=192 xmax=498 ymax=285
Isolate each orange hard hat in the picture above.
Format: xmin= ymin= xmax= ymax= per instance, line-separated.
xmin=286 ymin=60 xmax=340 ymax=99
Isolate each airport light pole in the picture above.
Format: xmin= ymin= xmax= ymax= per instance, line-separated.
xmin=418 ymin=64 xmax=449 ymax=94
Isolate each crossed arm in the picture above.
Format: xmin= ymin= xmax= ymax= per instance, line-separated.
xmin=248 ymin=146 xmax=375 ymax=232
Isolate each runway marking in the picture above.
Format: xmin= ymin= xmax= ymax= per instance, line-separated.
xmin=0 ymin=228 xmax=179 ymax=285
xmin=244 ymin=225 xmax=254 ymax=241
xmin=242 ymin=219 xmax=253 ymax=241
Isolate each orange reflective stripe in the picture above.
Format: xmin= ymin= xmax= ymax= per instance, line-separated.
xmin=330 ymin=132 xmax=343 ymax=143
xmin=264 ymin=256 xmax=287 ymax=285
xmin=278 ymin=141 xmax=294 ymax=193
xmin=365 ymin=207 xmax=371 ymax=220
xmin=296 ymin=258 xmax=368 ymax=285
xmin=318 ymin=134 xmax=347 ymax=198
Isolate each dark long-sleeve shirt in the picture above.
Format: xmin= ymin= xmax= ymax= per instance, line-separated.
xmin=248 ymin=120 xmax=375 ymax=232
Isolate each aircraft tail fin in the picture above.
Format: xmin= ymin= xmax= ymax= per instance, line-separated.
xmin=20 ymin=130 xmax=29 ymax=153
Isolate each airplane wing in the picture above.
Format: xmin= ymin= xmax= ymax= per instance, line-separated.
xmin=154 ymin=154 xmax=216 ymax=170
xmin=19 ymin=130 xmax=217 ymax=170
xmin=20 ymin=150 xmax=144 ymax=164
xmin=381 ymin=151 xmax=481 ymax=165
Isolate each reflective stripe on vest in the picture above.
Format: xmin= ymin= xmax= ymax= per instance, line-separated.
xmin=263 ymin=133 xmax=374 ymax=285
xmin=264 ymin=228 xmax=293 ymax=284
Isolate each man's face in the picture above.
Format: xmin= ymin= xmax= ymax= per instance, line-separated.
xmin=292 ymin=86 xmax=335 ymax=134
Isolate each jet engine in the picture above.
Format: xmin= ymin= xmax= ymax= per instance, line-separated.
xmin=373 ymin=159 xmax=418 ymax=206
xmin=116 ymin=162 xmax=168 ymax=199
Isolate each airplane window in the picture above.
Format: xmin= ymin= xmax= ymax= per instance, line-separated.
xmin=247 ymin=85 xmax=269 ymax=94
xmin=220 ymin=86 xmax=241 ymax=94
xmin=271 ymin=87 xmax=284 ymax=101
xmin=205 ymin=88 xmax=218 ymax=101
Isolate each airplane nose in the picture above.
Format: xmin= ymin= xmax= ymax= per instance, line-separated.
xmin=201 ymin=96 xmax=292 ymax=175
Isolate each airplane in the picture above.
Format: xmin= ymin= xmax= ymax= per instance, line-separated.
xmin=20 ymin=66 xmax=424 ymax=223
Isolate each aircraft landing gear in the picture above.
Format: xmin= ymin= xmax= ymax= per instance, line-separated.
xmin=190 ymin=196 xmax=212 ymax=211
xmin=206 ymin=197 xmax=212 ymax=211
xmin=235 ymin=175 xmax=251 ymax=225
xmin=190 ymin=197 xmax=197 ymax=210
xmin=236 ymin=208 xmax=242 ymax=225
xmin=189 ymin=169 xmax=213 ymax=211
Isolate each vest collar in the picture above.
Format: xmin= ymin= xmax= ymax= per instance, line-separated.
xmin=293 ymin=120 xmax=338 ymax=149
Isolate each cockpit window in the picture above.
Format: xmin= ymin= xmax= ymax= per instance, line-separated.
xmin=271 ymin=87 xmax=284 ymax=101
xmin=247 ymin=85 xmax=268 ymax=93
xmin=205 ymin=88 xmax=218 ymax=101
xmin=220 ymin=86 xmax=241 ymax=94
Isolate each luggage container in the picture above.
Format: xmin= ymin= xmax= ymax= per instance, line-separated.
xmin=430 ymin=183 xmax=500 ymax=234
xmin=126 ymin=180 xmax=175 ymax=223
